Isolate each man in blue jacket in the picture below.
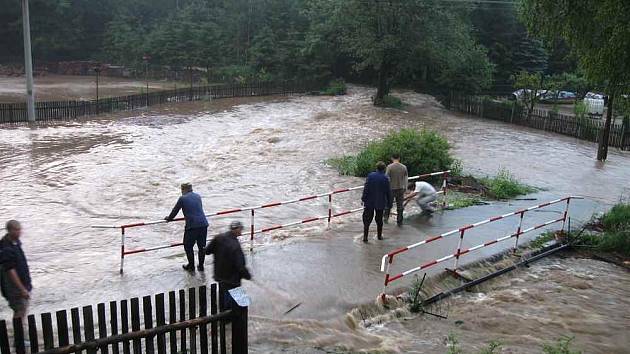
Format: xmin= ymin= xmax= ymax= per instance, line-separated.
xmin=361 ymin=161 xmax=393 ymax=242
xmin=165 ymin=183 xmax=209 ymax=272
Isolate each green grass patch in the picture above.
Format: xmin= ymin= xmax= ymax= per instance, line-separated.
xmin=320 ymin=79 xmax=347 ymax=96
xmin=446 ymin=191 xmax=485 ymax=210
xmin=327 ymin=129 xmax=454 ymax=177
xmin=529 ymin=231 xmax=557 ymax=249
xmin=479 ymin=168 xmax=535 ymax=199
xmin=601 ymin=203 xmax=630 ymax=231
xmin=376 ymin=94 xmax=405 ymax=109
xmin=542 ymin=336 xmax=581 ymax=354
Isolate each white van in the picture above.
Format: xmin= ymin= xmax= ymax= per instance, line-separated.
xmin=583 ymin=92 xmax=605 ymax=117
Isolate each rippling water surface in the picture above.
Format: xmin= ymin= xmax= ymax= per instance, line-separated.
xmin=1 ymin=86 xmax=628 ymax=352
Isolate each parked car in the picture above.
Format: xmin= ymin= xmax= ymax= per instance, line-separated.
xmin=539 ymin=90 xmax=577 ymax=103
xmin=511 ymin=89 xmax=548 ymax=101
xmin=584 ymin=92 xmax=605 ymax=117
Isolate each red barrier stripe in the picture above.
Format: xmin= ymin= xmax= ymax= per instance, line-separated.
xmin=484 ymin=240 xmax=498 ymax=246
xmin=384 ymin=274 xmax=390 ymax=286
xmin=261 ymin=202 xmax=282 ymax=208
xmin=420 ymin=259 xmax=438 ymax=269
xmin=388 ymin=247 xmax=409 ymax=257
xmin=332 ymin=188 xmax=350 ymax=194
xmin=489 ymin=216 xmax=503 ymax=222
xmin=121 ymin=222 xmax=147 ymax=228
xmin=425 ymin=235 xmax=443 ymax=244
xmin=538 ymin=202 xmax=551 ymax=208
xmin=302 ymin=217 xmax=319 ymax=223
xmin=388 ymin=273 xmax=404 ymax=283
xmin=460 ymin=224 xmax=474 ymax=231
xmin=170 ymin=242 xmax=183 ymax=247
xmin=458 ymin=249 xmax=470 ymax=256
xmin=262 ymin=225 xmax=282 ymax=232
xmin=299 ymin=195 xmax=317 ymax=201
xmin=216 ymin=208 xmax=242 ymax=215
xmin=333 ymin=210 xmax=352 ymax=217
xmin=124 ymin=248 xmax=146 ymax=255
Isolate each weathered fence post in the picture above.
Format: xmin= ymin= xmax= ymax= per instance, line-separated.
xmin=232 ymin=306 xmax=248 ymax=354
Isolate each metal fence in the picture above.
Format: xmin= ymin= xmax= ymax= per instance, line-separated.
xmin=0 ymin=285 xmax=247 ymax=354
xmin=0 ymin=81 xmax=322 ymax=124
xmin=447 ymin=95 xmax=630 ymax=150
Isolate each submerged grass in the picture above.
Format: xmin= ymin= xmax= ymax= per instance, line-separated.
xmin=479 ymin=168 xmax=535 ymax=199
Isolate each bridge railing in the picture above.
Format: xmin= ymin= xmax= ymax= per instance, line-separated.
xmin=380 ymin=196 xmax=583 ymax=295
xmin=93 ymin=171 xmax=451 ymax=273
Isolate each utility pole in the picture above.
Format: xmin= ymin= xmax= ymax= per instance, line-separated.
xmin=21 ymin=0 xmax=36 ymax=122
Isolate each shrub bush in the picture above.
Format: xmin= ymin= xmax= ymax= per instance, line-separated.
xmin=321 ymin=79 xmax=347 ymax=96
xmin=480 ymin=168 xmax=535 ymax=199
xmin=601 ymin=203 xmax=630 ymax=231
xmin=352 ymin=129 xmax=453 ymax=177
xmin=377 ymin=95 xmax=404 ymax=109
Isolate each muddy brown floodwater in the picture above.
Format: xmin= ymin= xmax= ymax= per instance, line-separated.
xmin=0 ymin=85 xmax=629 ymax=352
xmin=0 ymin=74 xmax=181 ymax=102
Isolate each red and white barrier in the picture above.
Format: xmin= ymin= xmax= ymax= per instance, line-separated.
xmin=380 ymin=196 xmax=582 ymax=294
xmin=92 ymin=170 xmax=450 ymax=273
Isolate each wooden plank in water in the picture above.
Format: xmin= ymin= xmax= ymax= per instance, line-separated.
xmin=155 ymin=293 xmax=166 ymax=354
xmin=179 ymin=289 xmax=186 ymax=353
xmin=121 ymin=300 xmax=130 ymax=354
xmin=210 ymin=284 xmax=218 ymax=354
xmin=98 ymin=303 xmax=109 ymax=354
xmin=189 ymin=288 xmax=197 ymax=354
xmin=27 ymin=315 xmax=39 ymax=353
xmin=142 ymin=296 xmax=155 ymax=354
xmin=56 ymin=310 xmax=70 ymax=348
xmin=41 ymin=312 xmax=54 ymax=349
xmin=168 ymin=291 xmax=177 ymax=353
xmin=110 ymin=301 xmax=120 ymax=354
xmin=199 ymin=286 xmax=208 ymax=354
xmin=0 ymin=320 xmax=11 ymax=354
xmin=13 ymin=317 xmax=26 ymax=354
xmin=83 ymin=306 xmax=96 ymax=354
xmin=130 ymin=298 xmax=141 ymax=354
xmin=71 ymin=307 xmax=82 ymax=344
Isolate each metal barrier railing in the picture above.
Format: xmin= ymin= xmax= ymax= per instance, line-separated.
xmin=380 ymin=196 xmax=583 ymax=294
xmin=93 ymin=170 xmax=451 ymax=273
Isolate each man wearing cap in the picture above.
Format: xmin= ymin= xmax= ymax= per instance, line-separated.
xmin=165 ymin=183 xmax=209 ymax=272
xmin=205 ymin=221 xmax=251 ymax=310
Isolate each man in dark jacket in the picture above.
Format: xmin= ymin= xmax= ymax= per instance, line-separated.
xmin=0 ymin=220 xmax=32 ymax=319
xmin=361 ymin=161 xmax=393 ymax=242
xmin=165 ymin=183 xmax=209 ymax=272
xmin=205 ymin=221 xmax=251 ymax=310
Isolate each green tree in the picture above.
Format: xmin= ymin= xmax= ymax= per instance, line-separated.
xmin=521 ymin=0 xmax=630 ymax=160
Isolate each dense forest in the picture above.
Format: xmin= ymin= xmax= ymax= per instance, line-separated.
xmin=1 ymin=0 xmax=575 ymax=96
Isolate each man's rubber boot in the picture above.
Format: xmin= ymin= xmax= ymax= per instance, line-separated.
xmin=183 ymin=251 xmax=195 ymax=272
xmin=197 ymin=251 xmax=205 ymax=271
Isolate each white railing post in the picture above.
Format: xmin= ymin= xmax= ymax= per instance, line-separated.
xmin=453 ymin=229 xmax=466 ymax=270
xmin=561 ymin=198 xmax=571 ymax=232
xmin=327 ymin=194 xmax=332 ymax=228
xmin=442 ymin=171 xmax=449 ymax=208
xmin=120 ymin=227 xmax=125 ymax=274
xmin=513 ymin=211 xmax=525 ymax=250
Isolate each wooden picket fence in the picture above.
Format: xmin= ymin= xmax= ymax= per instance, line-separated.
xmin=0 ymin=284 xmax=247 ymax=354
xmin=447 ymin=94 xmax=630 ymax=150
xmin=0 ymin=80 xmax=322 ymax=124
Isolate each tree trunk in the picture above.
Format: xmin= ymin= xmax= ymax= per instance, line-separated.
xmin=597 ymin=93 xmax=615 ymax=161
xmin=374 ymin=60 xmax=390 ymax=106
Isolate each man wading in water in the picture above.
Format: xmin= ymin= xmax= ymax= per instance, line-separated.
xmin=361 ymin=161 xmax=393 ymax=242
xmin=0 ymin=220 xmax=32 ymax=319
xmin=384 ymin=153 xmax=408 ymax=226
xmin=204 ymin=221 xmax=251 ymax=310
xmin=165 ymin=183 xmax=209 ymax=272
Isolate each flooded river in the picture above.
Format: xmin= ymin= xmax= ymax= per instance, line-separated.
xmin=1 ymin=85 xmax=629 ymax=351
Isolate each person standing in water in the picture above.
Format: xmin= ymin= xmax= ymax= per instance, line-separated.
xmin=385 ymin=153 xmax=408 ymax=226
xmin=0 ymin=220 xmax=32 ymax=319
xmin=165 ymin=183 xmax=209 ymax=272
xmin=361 ymin=161 xmax=393 ymax=242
